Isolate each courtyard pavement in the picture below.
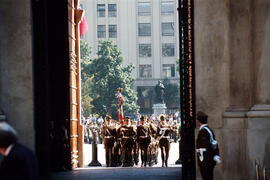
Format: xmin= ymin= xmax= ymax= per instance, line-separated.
xmin=52 ymin=143 xmax=182 ymax=180
xmin=83 ymin=142 xmax=181 ymax=167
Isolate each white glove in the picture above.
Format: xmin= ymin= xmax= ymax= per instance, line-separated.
xmin=214 ymin=155 xmax=221 ymax=164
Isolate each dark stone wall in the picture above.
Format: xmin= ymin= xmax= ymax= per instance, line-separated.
xmin=0 ymin=0 xmax=34 ymax=150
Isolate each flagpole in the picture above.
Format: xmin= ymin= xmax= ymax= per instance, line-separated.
xmin=117 ymin=88 xmax=124 ymax=125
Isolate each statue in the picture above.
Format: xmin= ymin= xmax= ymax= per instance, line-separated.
xmin=155 ymin=80 xmax=165 ymax=104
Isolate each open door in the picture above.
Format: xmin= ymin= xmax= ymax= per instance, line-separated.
xmin=68 ymin=0 xmax=84 ymax=168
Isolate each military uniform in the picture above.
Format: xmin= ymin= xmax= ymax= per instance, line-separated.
xmin=149 ymin=122 xmax=158 ymax=165
xmin=137 ymin=124 xmax=151 ymax=167
xmin=157 ymin=124 xmax=172 ymax=167
xmin=102 ymin=124 xmax=116 ymax=167
xmin=132 ymin=124 xmax=139 ymax=166
xmin=113 ymin=125 xmax=122 ymax=167
xmin=196 ymin=124 xmax=220 ymax=180
xmin=120 ymin=125 xmax=136 ymax=167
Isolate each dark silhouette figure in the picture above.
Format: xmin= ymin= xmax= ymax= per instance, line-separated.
xmin=155 ymin=81 xmax=165 ymax=104
xmin=0 ymin=122 xmax=39 ymax=180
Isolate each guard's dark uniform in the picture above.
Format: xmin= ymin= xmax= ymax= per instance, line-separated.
xmin=157 ymin=125 xmax=172 ymax=167
xmin=196 ymin=125 xmax=220 ymax=180
xmin=137 ymin=124 xmax=151 ymax=167
xmin=121 ymin=125 xmax=136 ymax=167
xmin=102 ymin=124 xmax=116 ymax=167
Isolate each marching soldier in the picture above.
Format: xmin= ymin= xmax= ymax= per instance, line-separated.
xmin=102 ymin=115 xmax=116 ymax=167
xmin=121 ymin=116 xmax=136 ymax=167
xmin=149 ymin=119 xmax=159 ymax=166
xmin=196 ymin=111 xmax=221 ymax=180
xmin=132 ymin=120 xmax=139 ymax=166
xmin=113 ymin=121 xmax=122 ymax=167
xmin=137 ymin=116 xmax=151 ymax=167
xmin=157 ymin=115 xmax=172 ymax=167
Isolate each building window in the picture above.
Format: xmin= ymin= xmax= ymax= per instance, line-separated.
xmin=162 ymin=22 xmax=174 ymax=36
xmin=162 ymin=43 xmax=175 ymax=56
xmin=138 ymin=23 xmax=151 ymax=36
xmin=139 ymin=44 xmax=151 ymax=57
xmin=161 ymin=1 xmax=174 ymax=15
xmin=138 ymin=2 xmax=151 ymax=16
xmin=108 ymin=4 xmax=117 ymax=17
xmin=139 ymin=64 xmax=152 ymax=78
xmin=97 ymin=4 xmax=105 ymax=17
xmin=162 ymin=64 xmax=175 ymax=78
xmin=97 ymin=25 xmax=106 ymax=38
xmin=109 ymin=25 xmax=117 ymax=38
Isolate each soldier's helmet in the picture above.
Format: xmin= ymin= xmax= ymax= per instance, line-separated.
xmin=124 ymin=116 xmax=130 ymax=121
xmin=159 ymin=114 xmax=165 ymax=121
xmin=105 ymin=115 xmax=112 ymax=121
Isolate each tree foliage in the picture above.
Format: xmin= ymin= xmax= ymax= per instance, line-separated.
xmin=80 ymin=40 xmax=93 ymax=117
xmin=80 ymin=40 xmax=92 ymax=82
xmin=176 ymin=57 xmax=180 ymax=74
xmin=85 ymin=40 xmax=139 ymax=119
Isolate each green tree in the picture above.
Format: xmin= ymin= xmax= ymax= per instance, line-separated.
xmin=86 ymin=40 xmax=139 ymax=119
xmin=80 ymin=40 xmax=93 ymax=117
xmin=163 ymin=79 xmax=180 ymax=109
xmin=176 ymin=57 xmax=180 ymax=74
xmin=80 ymin=39 xmax=92 ymax=82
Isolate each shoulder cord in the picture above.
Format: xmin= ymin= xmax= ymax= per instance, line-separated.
xmin=203 ymin=126 xmax=217 ymax=146
xmin=106 ymin=127 xmax=112 ymax=136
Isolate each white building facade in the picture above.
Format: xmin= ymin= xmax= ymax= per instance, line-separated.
xmin=80 ymin=0 xmax=180 ymax=114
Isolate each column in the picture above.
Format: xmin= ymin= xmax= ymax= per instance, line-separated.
xmin=222 ymin=0 xmax=253 ymax=179
xmin=246 ymin=1 xmax=270 ymax=179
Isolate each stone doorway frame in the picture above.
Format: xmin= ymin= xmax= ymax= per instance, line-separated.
xmin=31 ymin=0 xmax=196 ymax=178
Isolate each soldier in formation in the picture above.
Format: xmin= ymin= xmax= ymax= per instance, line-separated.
xmin=119 ymin=116 xmax=136 ymax=167
xmin=98 ymin=114 xmax=174 ymax=167
xmin=157 ymin=115 xmax=173 ymax=167
xmin=137 ymin=115 xmax=151 ymax=167
xmin=102 ymin=115 xmax=116 ymax=167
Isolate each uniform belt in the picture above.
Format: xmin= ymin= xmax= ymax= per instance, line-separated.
xmin=104 ymin=136 xmax=114 ymax=138
xmin=123 ymin=136 xmax=134 ymax=139
xmin=139 ymin=136 xmax=148 ymax=138
xmin=160 ymin=136 xmax=170 ymax=139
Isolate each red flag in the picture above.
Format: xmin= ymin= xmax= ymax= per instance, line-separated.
xmin=118 ymin=92 xmax=124 ymax=125
xmin=80 ymin=15 xmax=88 ymax=37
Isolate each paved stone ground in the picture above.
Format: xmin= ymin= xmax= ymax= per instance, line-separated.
xmin=52 ymin=167 xmax=181 ymax=180
xmin=83 ymin=143 xmax=180 ymax=167
xmin=52 ymin=143 xmax=182 ymax=180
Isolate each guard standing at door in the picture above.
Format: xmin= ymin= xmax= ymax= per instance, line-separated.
xmin=196 ymin=111 xmax=221 ymax=180
xmin=121 ymin=116 xmax=136 ymax=167
xmin=137 ymin=115 xmax=151 ymax=167
xmin=102 ymin=115 xmax=116 ymax=167
xmin=157 ymin=115 xmax=172 ymax=167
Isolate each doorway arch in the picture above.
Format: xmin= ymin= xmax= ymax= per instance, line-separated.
xmin=32 ymin=0 xmax=196 ymax=179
